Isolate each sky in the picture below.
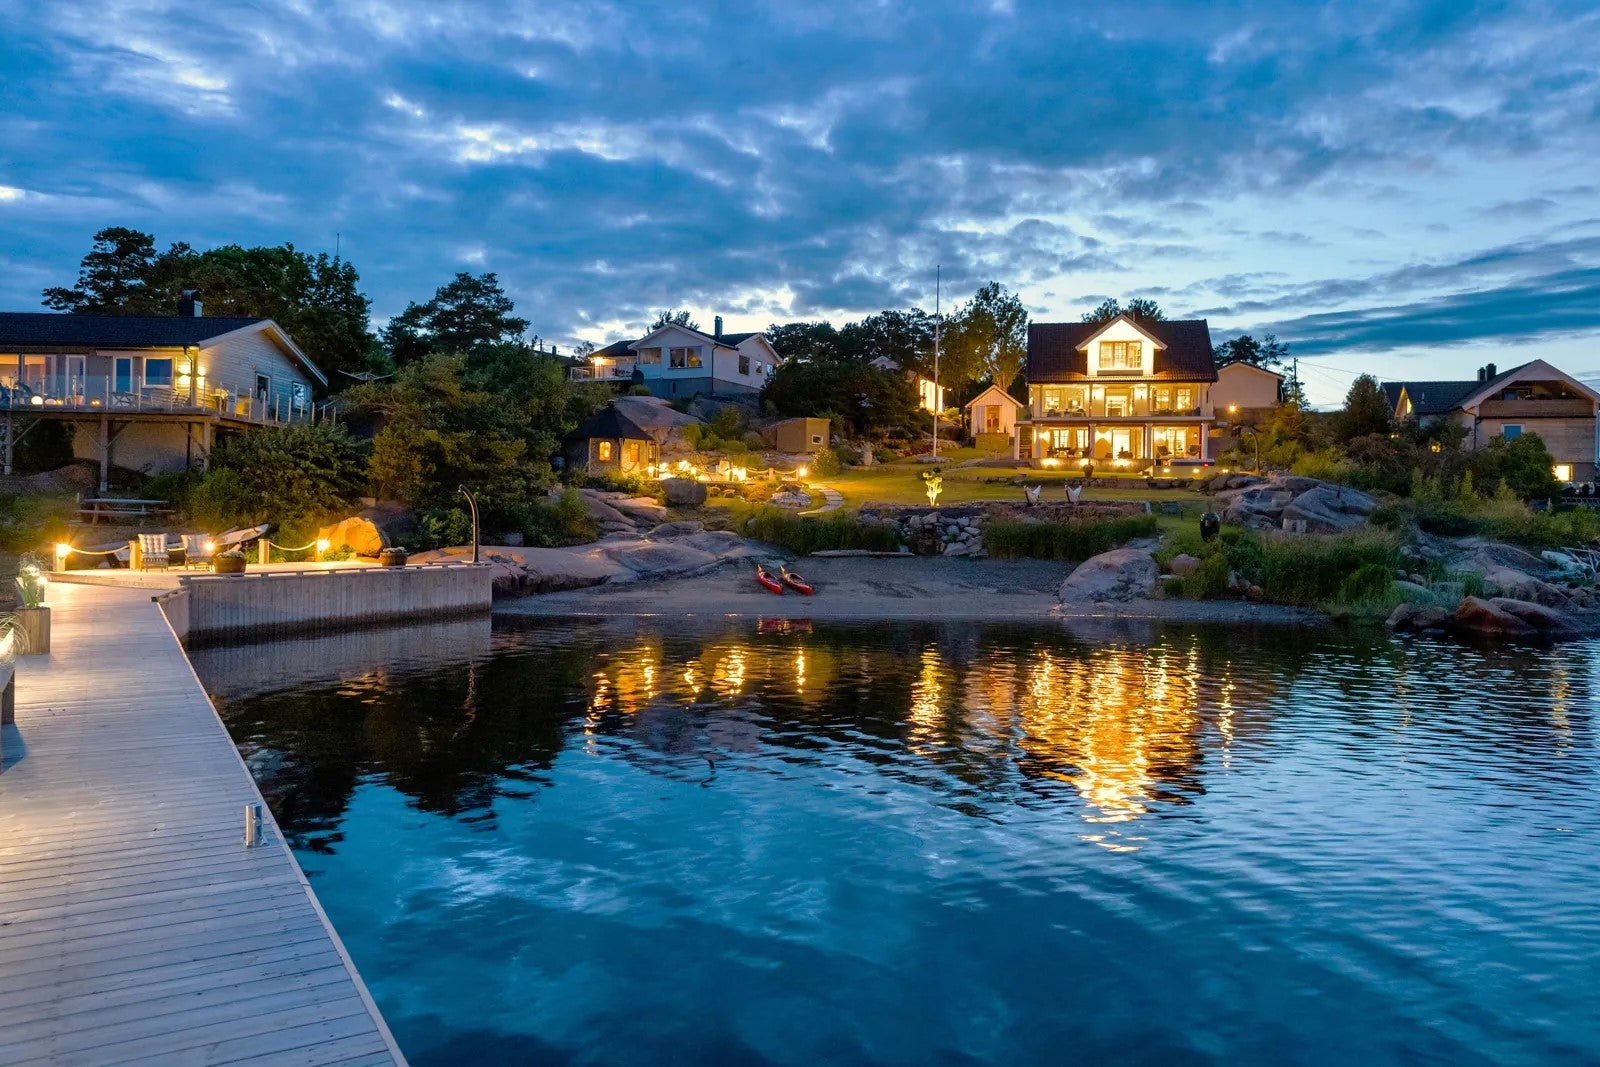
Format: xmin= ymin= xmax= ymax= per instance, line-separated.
xmin=2 ymin=0 xmax=1598 ymax=405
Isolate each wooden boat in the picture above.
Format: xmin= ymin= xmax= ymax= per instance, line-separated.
xmin=756 ymin=564 xmax=785 ymax=595
xmin=780 ymin=566 xmax=814 ymax=596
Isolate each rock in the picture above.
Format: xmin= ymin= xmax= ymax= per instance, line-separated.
xmin=650 ymin=520 xmax=705 ymax=539
xmin=603 ymin=540 xmax=719 ymax=576
xmin=1168 ymin=553 xmax=1202 ymax=577
xmin=610 ymin=496 xmax=670 ymax=524
xmin=1385 ymin=603 xmax=1419 ymax=631
xmin=944 ymin=542 xmax=973 ymax=556
xmin=1413 ymin=605 xmax=1451 ymax=630
xmin=1489 ymin=597 xmax=1582 ymax=635
xmin=1058 ymin=548 xmax=1158 ymax=603
xmin=1450 ymin=596 xmax=1538 ymax=639
xmin=661 ymin=477 xmax=708 ymax=506
xmin=1244 ymin=583 xmax=1266 ymax=602
xmin=315 ymin=516 xmax=387 ymax=557
xmin=577 ymin=489 xmax=634 ymax=527
xmin=769 ymin=491 xmax=812 ymax=509
xmin=1481 ymin=566 xmax=1570 ymax=607
xmin=1392 ymin=580 xmax=1434 ymax=601
xmin=1280 ymin=484 xmax=1378 ymax=534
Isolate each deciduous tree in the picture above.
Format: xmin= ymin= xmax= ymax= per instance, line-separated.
xmin=383 ymin=272 xmax=529 ymax=366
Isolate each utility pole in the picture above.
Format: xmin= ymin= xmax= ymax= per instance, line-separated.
xmin=932 ymin=265 xmax=941 ymax=459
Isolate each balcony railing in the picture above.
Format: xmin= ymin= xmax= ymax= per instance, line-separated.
xmin=0 ymin=375 xmax=316 ymax=424
xmin=1032 ymin=403 xmax=1208 ymax=420
xmin=569 ymin=365 xmax=636 ymax=382
xmin=1477 ymin=398 xmax=1595 ymax=418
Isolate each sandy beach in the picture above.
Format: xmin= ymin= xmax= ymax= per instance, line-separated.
xmin=493 ymin=554 xmax=1329 ymax=626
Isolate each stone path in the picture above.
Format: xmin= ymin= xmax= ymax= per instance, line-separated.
xmin=800 ymin=487 xmax=845 ymax=515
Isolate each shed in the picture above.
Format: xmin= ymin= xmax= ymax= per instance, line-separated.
xmin=769 ymin=417 xmax=831 ymax=454
xmin=564 ymin=402 xmax=659 ymax=474
xmin=964 ymin=385 xmax=1024 ymax=455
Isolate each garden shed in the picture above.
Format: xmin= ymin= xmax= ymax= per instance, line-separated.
xmin=564 ymin=402 xmax=659 ymax=475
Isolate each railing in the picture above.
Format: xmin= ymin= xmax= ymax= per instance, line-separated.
xmin=1477 ymin=398 xmax=1595 ymax=418
xmin=0 ymin=375 xmax=317 ymax=424
xmin=568 ymin=365 xmax=636 ymax=382
xmin=1033 ymin=405 xmax=1209 ymax=420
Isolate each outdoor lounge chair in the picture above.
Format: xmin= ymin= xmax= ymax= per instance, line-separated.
xmin=180 ymin=534 xmax=214 ymax=570
xmin=136 ymin=533 xmax=171 ymax=572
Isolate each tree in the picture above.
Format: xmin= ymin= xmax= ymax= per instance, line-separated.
xmin=761 ymin=359 xmax=918 ymax=436
xmin=208 ymin=422 xmax=369 ymax=533
xmin=1334 ymin=374 xmax=1392 ymax=441
xmin=1214 ymin=332 xmax=1288 ymax=370
xmin=1081 ymin=297 xmax=1165 ymax=324
xmin=383 ymin=272 xmax=529 ymax=366
xmin=948 ymin=282 xmax=1028 ymax=394
xmin=839 ymin=309 xmax=936 ymax=372
xmin=1471 ymin=432 xmax=1561 ymax=500
xmin=42 ymin=227 xmax=190 ymax=314
xmin=650 ymin=308 xmax=699 ymax=331
xmin=765 ymin=321 xmax=844 ymax=363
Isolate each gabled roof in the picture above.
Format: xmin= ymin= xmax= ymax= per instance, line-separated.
xmin=566 ymin=402 xmax=653 ymax=442
xmin=1218 ymin=361 xmax=1284 ymax=381
xmin=1385 ymin=362 xmax=1545 ymax=418
xmin=719 ymin=331 xmax=758 ymax=347
xmin=1078 ymin=312 xmax=1168 ymax=351
xmin=1027 ymin=318 xmax=1217 ymax=382
xmin=963 ymin=383 xmax=1023 ymax=411
xmin=1455 ymin=358 xmax=1600 ymax=410
xmin=0 ymin=312 xmax=327 ymax=386
xmin=0 ymin=312 xmax=267 ymax=349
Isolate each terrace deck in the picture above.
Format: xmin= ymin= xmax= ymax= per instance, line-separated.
xmin=0 ymin=581 xmax=405 ymax=1066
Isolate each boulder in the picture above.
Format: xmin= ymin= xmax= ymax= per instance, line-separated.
xmin=650 ymin=520 xmax=706 ymax=539
xmin=661 ymin=477 xmax=708 ymax=506
xmin=1385 ymin=603 xmax=1419 ymax=630
xmin=1489 ymin=597 xmax=1582 ymax=636
xmin=1058 ymin=548 xmax=1158 ymax=604
xmin=1168 ymin=553 xmax=1202 ymax=577
xmin=1481 ymin=566 xmax=1570 ymax=607
xmin=1449 ymin=596 xmax=1538 ymax=639
xmin=315 ymin=516 xmax=387 ymax=557
xmin=1280 ymin=484 xmax=1378 ymax=534
xmin=577 ymin=489 xmax=635 ymax=528
xmin=602 ymin=540 xmax=720 ymax=576
xmin=1413 ymin=605 xmax=1451 ymax=631
xmin=610 ymin=496 xmax=670 ymax=524
xmin=1392 ymin=580 xmax=1434 ymax=602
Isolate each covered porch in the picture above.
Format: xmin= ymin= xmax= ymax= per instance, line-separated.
xmin=1024 ymin=420 xmax=1211 ymax=467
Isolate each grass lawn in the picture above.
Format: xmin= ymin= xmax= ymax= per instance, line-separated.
xmin=818 ymin=460 xmax=1208 ymax=508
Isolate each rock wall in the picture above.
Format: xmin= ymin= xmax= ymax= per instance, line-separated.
xmin=857 ymin=501 xmax=1148 ymax=557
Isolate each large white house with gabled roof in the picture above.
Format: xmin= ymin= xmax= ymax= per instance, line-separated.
xmin=572 ymin=316 xmax=779 ymax=400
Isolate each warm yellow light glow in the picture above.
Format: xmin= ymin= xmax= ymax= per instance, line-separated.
xmin=796 ymin=465 xmax=808 ymax=479
xmin=1554 ymin=464 xmax=1573 ymax=482
xmin=677 ymin=459 xmax=691 ymax=472
xmin=1430 ymin=441 xmax=1442 ymax=453
xmin=54 ymin=542 xmax=72 ymax=561
xmin=316 ymin=538 xmax=331 ymax=553
xmin=1227 ymin=404 xmax=1238 ymax=414
xmin=1040 ymin=457 xmax=1062 ymax=468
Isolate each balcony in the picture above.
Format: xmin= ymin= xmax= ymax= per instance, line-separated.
xmin=1477 ymin=397 xmax=1595 ymax=419
xmin=0 ymin=375 xmax=316 ymax=425
xmin=1032 ymin=401 xmax=1208 ymax=420
xmin=569 ymin=364 xmax=636 ymax=383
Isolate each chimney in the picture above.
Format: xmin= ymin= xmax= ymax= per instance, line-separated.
xmin=178 ymin=290 xmax=202 ymax=317
xmin=1485 ymin=362 xmax=1497 ymax=380
xmin=714 ymin=315 xmax=723 ymax=340
xmin=1477 ymin=366 xmax=1486 ymax=383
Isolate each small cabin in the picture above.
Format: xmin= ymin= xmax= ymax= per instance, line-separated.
xmin=564 ymin=402 xmax=659 ymax=474
xmin=964 ymin=385 xmax=1023 ymax=455
xmin=768 ymin=417 xmax=831 ymax=454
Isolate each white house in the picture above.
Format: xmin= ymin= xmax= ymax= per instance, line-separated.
xmin=869 ymin=356 xmax=946 ymax=414
xmin=0 ymin=304 xmax=327 ymax=489
xmin=964 ymin=384 xmax=1024 ymax=454
xmin=572 ymin=316 xmax=779 ymax=400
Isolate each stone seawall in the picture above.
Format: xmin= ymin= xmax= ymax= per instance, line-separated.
xmin=857 ymin=501 xmax=1149 ymax=557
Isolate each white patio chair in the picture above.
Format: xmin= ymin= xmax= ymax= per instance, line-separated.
xmin=180 ymin=534 xmax=214 ymax=570
xmin=137 ymin=533 xmax=171 ymax=572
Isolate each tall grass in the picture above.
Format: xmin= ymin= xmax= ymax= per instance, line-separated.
xmin=982 ymin=514 xmax=1158 ymax=562
xmin=738 ymin=507 xmax=901 ymax=554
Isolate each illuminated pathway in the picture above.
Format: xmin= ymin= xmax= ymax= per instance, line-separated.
xmin=0 ymin=581 xmax=405 ymax=1066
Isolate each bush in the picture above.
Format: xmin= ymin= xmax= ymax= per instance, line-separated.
xmin=628 ymin=385 xmax=653 ymax=396
xmin=210 ymin=423 xmax=369 ymax=530
xmin=982 ymin=514 xmax=1159 ymax=561
xmin=1337 ymin=562 xmax=1394 ymax=603
xmin=1166 ymin=551 xmax=1233 ymax=599
xmin=524 ymin=488 xmax=596 ymax=546
xmin=582 ymin=471 xmax=646 ymax=495
xmin=416 ymin=506 xmax=473 ymax=550
xmin=1291 ymin=448 xmax=1356 ymax=484
xmin=810 ymin=447 xmax=842 ymax=477
xmin=743 ymin=431 xmax=766 ymax=451
xmin=1254 ymin=531 xmax=1401 ymax=607
xmin=738 ymin=507 xmax=900 ymax=554
xmin=1368 ymin=503 xmax=1407 ymax=531
xmin=708 ymin=406 xmax=745 ymax=438
xmin=187 ymin=468 xmax=255 ymax=532
xmin=681 ymin=424 xmax=705 ymax=449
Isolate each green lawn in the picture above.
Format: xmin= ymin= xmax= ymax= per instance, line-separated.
xmin=817 ymin=460 xmax=1207 ymax=508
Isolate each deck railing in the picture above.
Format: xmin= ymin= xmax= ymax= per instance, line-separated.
xmin=0 ymin=375 xmax=318 ymax=424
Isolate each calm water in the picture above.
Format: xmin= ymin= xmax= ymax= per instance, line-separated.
xmin=192 ymin=617 xmax=1600 ymax=1066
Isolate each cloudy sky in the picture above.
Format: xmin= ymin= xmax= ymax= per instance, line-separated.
xmin=2 ymin=0 xmax=1598 ymax=403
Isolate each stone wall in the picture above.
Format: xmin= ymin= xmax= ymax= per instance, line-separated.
xmin=857 ymin=501 xmax=1149 ymax=557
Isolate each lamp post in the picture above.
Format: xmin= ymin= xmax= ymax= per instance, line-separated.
xmin=457 ymin=485 xmax=480 ymax=564
xmin=1240 ymin=427 xmax=1262 ymax=472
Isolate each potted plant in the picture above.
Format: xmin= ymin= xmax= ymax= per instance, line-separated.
xmin=378 ymin=547 xmax=409 ymax=568
xmin=213 ymin=549 xmax=247 ymax=574
xmin=13 ymin=552 xmax=50 ymax=654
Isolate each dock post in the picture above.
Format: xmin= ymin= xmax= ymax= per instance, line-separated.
xmin=244 ymin=803 xmax=262 ymax=847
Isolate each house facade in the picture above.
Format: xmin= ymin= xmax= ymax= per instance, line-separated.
xmin=1382 ymin=360 xmax=1600 ymax=482
xmin=868 ymin=356 xmax=946 ymax=414
xmin=964 ymin=384 xmax=1023 ymax=453
xmin=1210 ymin=362 xmax=1284 ymax=417
xmin=1021 ymin=314 xmax=1218 ymax=468
xmin=563 ymin=402 xmax=660 ymax=475
xmin=570 ymin=317 xmax=778 ymax=400
xmin=0 ymin=308 xmax=327 ymax=488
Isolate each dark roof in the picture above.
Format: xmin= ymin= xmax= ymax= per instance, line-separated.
xmin=1386 ymin=363 xmax=1535 ymax=416
xmin=1027 ymin=316 xmax=1217 ymax=382
xmin=566 ymin=403 xmax=653 ymax=442
xmin=717 ymin=331 xmax=757 ymax=346
xmin=591 ymin=339 xmax=637 ymax=360
xmin=0 ymin=312 xmax=268 ymax=349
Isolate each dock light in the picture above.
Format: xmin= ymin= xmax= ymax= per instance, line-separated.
xmin=315 ymin=537 xmax=331 ymax=561
xmin=1430 ymin=441 xmax=1442 ymax=454
xmin=29 ymin=395 xmax=42 ymax=406
xmin=796 ymin=465 xmax=808 ymax=479
xmin=54 ymin=542 xmax=71 ymax=570
xmin=1228 ymin=404 xmax=1238 ymax=415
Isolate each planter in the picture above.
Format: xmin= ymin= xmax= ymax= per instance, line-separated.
xmin=14 ymin=606 xmax=50 ymax=655
xmin=213 ymin=553 xmax=247 ymax=575
xmin=378 ymin=548 xmax=409 ymax=568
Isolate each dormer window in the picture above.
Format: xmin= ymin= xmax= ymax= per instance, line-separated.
xmin=1098 ymin=341 xmax=1140 ymax=371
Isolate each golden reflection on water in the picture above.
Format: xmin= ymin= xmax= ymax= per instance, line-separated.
xmin=581 ymin=630 xmax=1250 ymax=835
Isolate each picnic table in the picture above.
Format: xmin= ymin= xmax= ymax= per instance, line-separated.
xmin=77 ymin=497 xmax=172 ymax=525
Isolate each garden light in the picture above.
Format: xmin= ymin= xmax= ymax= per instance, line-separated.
xmin=54 ymin=542 xmax=71 ymax=569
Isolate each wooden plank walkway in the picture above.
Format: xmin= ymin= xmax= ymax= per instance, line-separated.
xmin=0 ymin=581 xmax=406 ymax=1066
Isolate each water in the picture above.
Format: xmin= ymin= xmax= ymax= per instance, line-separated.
xmin=191 ymin=617 xmax=1600 ymax=1066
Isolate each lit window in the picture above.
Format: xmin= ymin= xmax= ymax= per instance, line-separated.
xmin=669 ymin=347 xmax=702 ymax=369
xmin=1098 ymin=341 xmax=1140 ymax=370
xmin=1502 ymin=425 xmax=1522 ymax=440
xmin=598 ymin=441 xmax=613 ymax=461
xmin=1554 ymin=464 xmax=1573 ymax=482
xmin=637 ymin=347 xmax=662 ymax=365
xmin=1176 ymin=387 xmax=1193 ymax=411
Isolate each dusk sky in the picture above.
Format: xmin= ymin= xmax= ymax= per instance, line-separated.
xmin=2 ymin=0 xmax=1598 ymax=404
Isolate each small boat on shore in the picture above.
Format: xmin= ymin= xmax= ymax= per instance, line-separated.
xmin=756 ymin=564 xmax=785 ymax=595
xmin=780 ymin=566 xmax=814 ymax=595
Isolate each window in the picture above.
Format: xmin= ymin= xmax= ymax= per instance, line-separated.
xmin=1502 ymin=425 xmax=1522 ymax=440
xmin=637 ymin=347 xmax=662 ymax=365
xmin=1554 ymin=464 xmax=1573 ymax=483
xmin=144 ymin=358 xmax=174 ymax=387
xmin=1098 ymin=340 xmax=1140 ymax=370
xmin=669 ymin=347 xmax=702 ymax=369
xmin=810 ymin=434 xmax=824 ymax=446
xmin=1153 ymin=387 xmax=1172 ymax=411
xmin=114 ymin=357 xmax=133 ymax=393
xmin=739 ymin=354 xmax=751 ymax=375
xmin=597 ymin=440 xmax=613 ymax=461
xmin=1104 ymin=390 xmax=1129 ymax=417
xmin=1176 ymin=387 xmax=1193 ymax=411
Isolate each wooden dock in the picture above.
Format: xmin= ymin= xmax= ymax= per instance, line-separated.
xmin=0 ymin=581 xmax=406 ymax=1066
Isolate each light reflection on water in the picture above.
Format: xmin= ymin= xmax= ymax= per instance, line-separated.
xmin=193 ymin=618 xmax=1600 ymax=1067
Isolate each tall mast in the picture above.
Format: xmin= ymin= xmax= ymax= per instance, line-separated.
xmin=932 ymin=265 xmax=941 ymax=459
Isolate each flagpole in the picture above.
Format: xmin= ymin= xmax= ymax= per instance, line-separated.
xmin=932 ymin=265 xmax=941 ymax=460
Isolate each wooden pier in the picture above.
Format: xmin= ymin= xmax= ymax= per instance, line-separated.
xmin=0 ymin=581 xmax=406 ymax=1066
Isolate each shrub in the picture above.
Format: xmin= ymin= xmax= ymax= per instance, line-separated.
xmin=709 ymin=406 xmax=745 ymax=439
xmin=1337 ymin=562 xmax=1394 ymax=603
xmin=187 ymin=468 xmax=255 ymax=532
xmin=1368 ymin=503 xmax=1407 ymax=531
xmin=628 ymin=385 xmax=653 ymax=396
xmin=524 ymin=488 xmax=596 ymax=546
xmin=582 ymin=471 xmax=645 ymax=495
xmin=810 ymin=447 xmax=842 ymax=477
xmin=1291 ymin=448 xmax=1356 ymax=485
xmin=416 ymin=506 xmax=473 ymax=550
xmin=210 ymin=423 xmax=369 ymax=530
xmin=982 ymin=514 xmax=1159 ymax=562
xmin=738 ymin=508 xmax=900 ymax=553
xmin=1254 ymin=531 xmax=1401 ymax=607
xmin=682 ymin=424 xmax=705 ymax=449
xmin=743 ymin=431 xmax=766 ymax=451
xmin=1167 ymin=551 xmax=1233 ymax=599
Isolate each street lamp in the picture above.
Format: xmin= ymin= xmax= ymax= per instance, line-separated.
xmin=457 ymin=485 xmax=480 ymax=564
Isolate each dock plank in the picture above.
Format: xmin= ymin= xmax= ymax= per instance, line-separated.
xmin=0 ymin=582 xmax=406 ymax=1066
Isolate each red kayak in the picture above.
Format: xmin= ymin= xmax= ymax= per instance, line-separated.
xmin=780 ymin=566 xmax=815 ymax=596
xmin=756 ymin=565 xmax=786 ymax=595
